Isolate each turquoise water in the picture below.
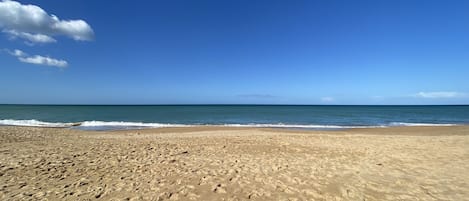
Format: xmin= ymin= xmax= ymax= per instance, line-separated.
xmin=0 ymin=105 xmax=468 ymax=130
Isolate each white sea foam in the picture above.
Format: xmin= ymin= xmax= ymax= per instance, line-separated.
xmin=389 ymin=122 xmax=456 ymax=127
xmin=0 ymin=119 xmax=78 ymax=127
xmin=78 ymin=121 xmax=190 ymax=128
xmin=0 ymin=119 xmax=460 ymax=130
xmin=221 ymin=124 xmax=384 ymax=129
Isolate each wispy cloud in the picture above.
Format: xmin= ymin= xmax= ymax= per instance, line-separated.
xmin=5 ymin=49 xmax=67 ymax=68
xmin=238 ymin=94 xmax=276 ymax=99
xmin=321 ymin=97 xmax=335 ymax=102
xmin=19 ymin=55 xmax=67 ymax=67
xmin=0 ymin=0 xmax=94 ymax=44
xmin=3 ymin=30 xmax=56 ymax=44
xmin=413 ymin=91 xmax=467 ymax=99
xmin=8 ymin=48 xmax=26 ymax=57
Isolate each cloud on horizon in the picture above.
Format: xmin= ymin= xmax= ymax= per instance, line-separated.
xmin=6 ymin=49 xmax=68 ymax=68
xmin=413 ymin=91 xmax=467 ymax=99
xmin=0 ymin=0 xmax=94 ymax=44
xmin=321 ymin=97 xmax=335 ymax=102
xmin=237 ymin=94 xmax=276 ymax=99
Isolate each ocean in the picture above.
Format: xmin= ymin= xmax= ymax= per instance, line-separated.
xmin=0 ymin=105 xmax=468 ymax=130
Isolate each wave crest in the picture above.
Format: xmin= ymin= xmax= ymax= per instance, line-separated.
xmin=389 ymin=122 xmax=456 ymax=127
xmin=79 ymin=121 xmax=189 ymax=128
xmin=0 ymin=119 xmax=78 ymax=127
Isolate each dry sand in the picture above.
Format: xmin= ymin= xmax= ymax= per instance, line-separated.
xmin=0 ymin=126 xmax=468 ymax=200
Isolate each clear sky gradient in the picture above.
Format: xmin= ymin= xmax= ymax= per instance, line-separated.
xmin=1 ymin=0 xmax=468 ymax=104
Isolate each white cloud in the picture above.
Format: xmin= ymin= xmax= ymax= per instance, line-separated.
xmin=9 ymin=49 xmax=26 ymax=57
xmin=321 ymin=97 xmax=335 ymax=102
xmin=5 ymin=48 xmax=67 ymax=68
xmin=19 ymin=55 xmax=67 ymax=67
xmin=371 ymin=95 xmax=384 ymax=100
xmin=414 ymin=91 xmax=467 ymax=99
xmin=238 ymin=94 xmax=276 ymax=98
xmin=3 ymin=29 xmax=56 ymax=43
xmin=0 ymin=0 xmax=94 ymax=43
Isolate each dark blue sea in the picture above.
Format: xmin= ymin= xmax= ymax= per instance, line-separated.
xmin=0 ymin=105 xmax=468 ymax=130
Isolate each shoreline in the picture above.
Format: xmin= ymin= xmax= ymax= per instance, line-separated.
xmin=2 ymin=124 xmax=469 ymax=135
xmin=1 ymin=117 xmax=464 ymax=131
xmin=1 ymin=125 xmax=468 ymax=200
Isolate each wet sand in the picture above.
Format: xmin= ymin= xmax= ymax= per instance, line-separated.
xmin=0 ymin=126 xmax=468 ymax=200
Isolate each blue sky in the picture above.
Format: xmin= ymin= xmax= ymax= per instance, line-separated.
xmin=0 ymin=0 xmax=468 ymax=104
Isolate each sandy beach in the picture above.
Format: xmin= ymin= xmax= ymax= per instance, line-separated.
xmin=0 ymin=126 xmax=468 ymax=200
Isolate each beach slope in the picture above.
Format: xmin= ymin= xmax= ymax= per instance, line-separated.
xmin=0 ymin=126 xmax=468 ymax=200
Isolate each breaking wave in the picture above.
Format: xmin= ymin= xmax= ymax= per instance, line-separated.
xmin=0 ymin=119 xmax=458 ymax=130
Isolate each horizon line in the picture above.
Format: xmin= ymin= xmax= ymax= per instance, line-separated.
xmin=1 ymin=104 xmax=468 ymax=106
